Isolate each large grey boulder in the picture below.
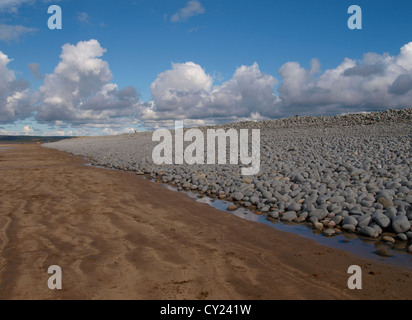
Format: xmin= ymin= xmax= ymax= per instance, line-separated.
xmin=392 ymin=216 xmax=411 ymax=234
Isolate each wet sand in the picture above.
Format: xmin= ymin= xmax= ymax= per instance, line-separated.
xmin=0 ymin=144 xmax=411 ymax=300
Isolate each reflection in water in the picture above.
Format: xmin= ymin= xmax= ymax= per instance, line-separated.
xmin=164 ymin=185 xmax=412 ymax=270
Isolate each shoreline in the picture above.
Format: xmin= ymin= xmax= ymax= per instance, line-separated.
xmin=81 ymin=153 xmax=412 ymax=270
xmin=45 ymin=109 xmax=412 ymax=257
xmin=82 ymin=151 xmax=412 ymax=270
xmin=0 ymin=144 xmax=411 ymax=299
xmin=160 ymin=182 xmax=412 ymax=270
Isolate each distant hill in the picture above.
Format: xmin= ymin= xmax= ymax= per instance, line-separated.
xmin=0 ymin=135 xmax=75 ymax=144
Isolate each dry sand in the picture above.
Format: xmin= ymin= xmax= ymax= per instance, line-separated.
xmin=0 ymin=144 xmax=411 ymax=300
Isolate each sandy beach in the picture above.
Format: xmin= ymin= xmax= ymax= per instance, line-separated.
xmin=0 ymin=144 xmax=411 ymax=300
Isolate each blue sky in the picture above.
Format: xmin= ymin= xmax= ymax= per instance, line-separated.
xmin=1 ymin=0 xmax=412 ymax=135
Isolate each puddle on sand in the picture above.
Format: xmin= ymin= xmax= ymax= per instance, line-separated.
xmin=163 ymin=184 xmax=412 ymax=271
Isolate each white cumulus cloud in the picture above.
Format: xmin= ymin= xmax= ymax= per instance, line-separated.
xmin=276 ymin=42 xmax=412 ymax=116
xmin=139 ymin=61 xmax=278 ymax=126
xmin=0 ymin=51 xmax=33 ymax=122
xmin=150 ymin=61 xmax=213 ymax=113
xmin=209 ymin=63 xmax=279 ymax=118
xmin=35 ymin=39 xmax=140 ymax=127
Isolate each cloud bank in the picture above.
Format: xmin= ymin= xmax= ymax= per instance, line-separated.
xmin=276 ymin=42 xmax=412 ymax=116
xmin=2 ymin=39 xmax=412 ymax=134
xmin=141 ymin=42 xmax=412 ymax=126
